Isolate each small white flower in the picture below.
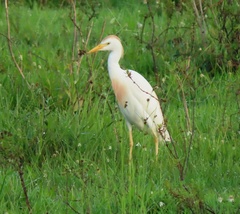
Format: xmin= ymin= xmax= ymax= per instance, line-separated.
xmin=228 ymin=195 xmax=234 ymax=203
xmin=186 ymin=131 xmax=192 ymax=136
xmin=43 ymin=171 xmax=47 ymax=178
xmin=200 ymin=73 xmax=205 ymax=78
xmin=180 ymin=21 xmax=185 ymax=27
xmin=137 ymin=22 xmax=143 ymax=29
xmin=199 ymin=47 xmax=202 ymax=51
xmin=38 ymin=65 xmax=42 ymax=69
xmin=150 ymin=191 xmax=153 ymax=195
xmin=108 ymin=146 xmax=112 ymax=150
xmin=218 ymin=197 xmax=223 ymax=203
xmin=110 ymin=18 xmax=116 ymax=24
xmin=136 ymin=142 xmax=141 ymax=147
xmin=159 ymin=201 xmax=165 ymax=207
xmin=78 ymin=143 xmax=82 ymax=147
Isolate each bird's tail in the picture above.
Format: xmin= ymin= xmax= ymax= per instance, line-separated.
xmin=158 ymin=124 xmax=172 ymax=143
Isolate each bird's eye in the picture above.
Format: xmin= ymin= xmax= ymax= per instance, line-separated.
xmin=107 ymin=42 xmax=110 ymax=45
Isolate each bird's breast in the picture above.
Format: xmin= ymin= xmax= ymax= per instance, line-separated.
xmin=111 ymin=79 xmax=127 ymax=107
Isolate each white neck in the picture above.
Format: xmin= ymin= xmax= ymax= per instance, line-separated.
xmin=107 ymin=51 xmax=122 ymax=79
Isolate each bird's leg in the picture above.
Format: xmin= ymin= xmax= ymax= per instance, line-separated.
xmin=129 ymin=129 xmax=134 ymax=161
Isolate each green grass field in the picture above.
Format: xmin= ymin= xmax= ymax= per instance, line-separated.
xmin=0 ymin=1 xmax=239 ymax=213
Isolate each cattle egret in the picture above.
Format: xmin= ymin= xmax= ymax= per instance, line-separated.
xmin=88 ymin=35 xmax=171 ymax=160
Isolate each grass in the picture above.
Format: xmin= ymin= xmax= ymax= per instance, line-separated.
xmin=0 ymin=1 xmax=240 ymax=213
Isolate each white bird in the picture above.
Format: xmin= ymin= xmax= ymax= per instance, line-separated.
xmin=88 ymin=35 xmax=171 ymax=160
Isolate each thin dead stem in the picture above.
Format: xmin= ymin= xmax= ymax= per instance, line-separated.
xmin=87 ymin=21 xmax=106 ymax=83
xmin=177 ymin=57 xmax=192 ymax=133
xmin=183 ymin=95 xmax=195 ymax=177
xmin=69 ymin=0 xmax=78 ymax=74
xmin=18 ymin=157 xmax=32 ymax=213
xmin=176 ymin=56 xmax=196 ymax=180
xmin=147 ymin=2 xmax=159 ymax=84
xmin=192 ymin=0 xmax=207 ymax=45
xmin=139 ymin=2 xmax=160 ymax=84
xmin=5 ymin=0 xmax=29 ymax=86
xmin=64 ymin=201 xmax=81 ymax=214
xmin=68 ymin=1 xmax=95 ymax=112
xmin=76 ymin=21 xmax=93 ymax=75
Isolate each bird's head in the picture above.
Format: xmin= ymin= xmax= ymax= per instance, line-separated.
xmin=88 ymin=35 xmax=124 ymax=58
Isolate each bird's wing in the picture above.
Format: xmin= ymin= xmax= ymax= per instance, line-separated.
xmin=125 ymin=69 xmax=164 ymax=123
xmin=124 ymin=69 xmax=171 ymax=141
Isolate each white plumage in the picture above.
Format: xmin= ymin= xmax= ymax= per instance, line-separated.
xmin=88 ymin=35 xmax=171 ymax=160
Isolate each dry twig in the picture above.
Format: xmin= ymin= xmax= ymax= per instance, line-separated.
xmin=5 ymin=0 xmax=26 ymax=80
xmin=192 ymin=0 xmax=207 ymax=45
xmin=69 ymin=0 xmax=78 ymax=74
xmin=18 ymin=158 xmax=32 ymax=214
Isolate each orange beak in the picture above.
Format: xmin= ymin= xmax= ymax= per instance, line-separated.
xmin=88 ymin=43 xmax=108 ymax=54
